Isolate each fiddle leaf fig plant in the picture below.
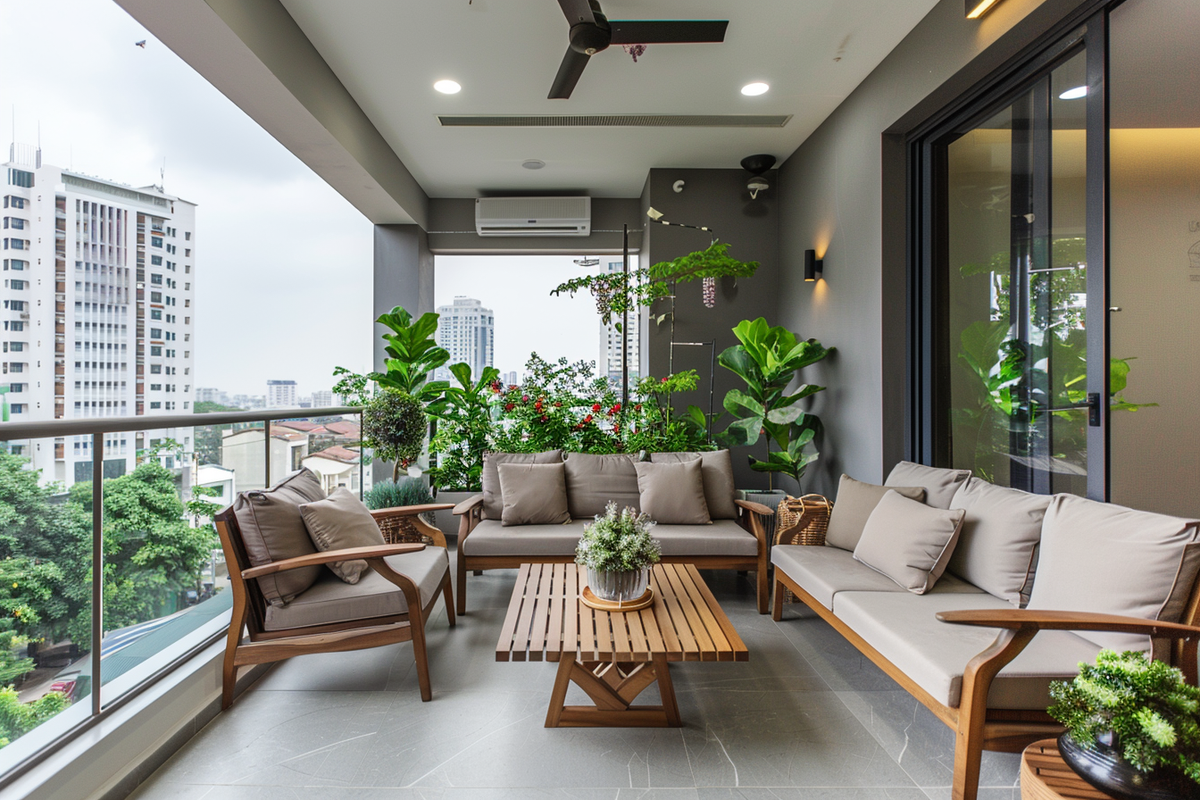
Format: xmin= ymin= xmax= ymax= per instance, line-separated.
xmin=369 ymin=306 xmax=450 ymax=403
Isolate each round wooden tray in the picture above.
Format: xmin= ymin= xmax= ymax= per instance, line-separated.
xmin=1021 ymin=739 xmax=1114 ymax=800
xmin=580 ymin=585 xmax=654 ymax=612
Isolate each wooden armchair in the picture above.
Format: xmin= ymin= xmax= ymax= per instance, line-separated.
xmin=215 ymin=503 xmax=456 ymax=709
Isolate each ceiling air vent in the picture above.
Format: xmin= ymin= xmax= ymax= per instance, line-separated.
xmin=475 ymin=197 xmax=591 ymax=237
xmin=440 ymin=114 xmax=791 ymax=128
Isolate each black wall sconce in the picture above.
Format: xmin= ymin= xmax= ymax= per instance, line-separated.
xmin=804 ymin=249 xmax=823 ymax=282
xmin=965 ymin=0 xmax=1003 ymax=18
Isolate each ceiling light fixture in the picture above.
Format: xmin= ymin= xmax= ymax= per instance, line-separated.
xmin=1059 ymin=85 xmax=1087 ymax=100
xmin=741 ymin=82 xmax=769 ymax=96
xmin=965 ymin=0 xmax=1003 ymax=18
xmin=433 ymin=79 xmax=461 ymax=94
xmin=522 ymin=159 xmax=546 ymax=170
xmin=741 ymin=154 xmax=776 ymax=200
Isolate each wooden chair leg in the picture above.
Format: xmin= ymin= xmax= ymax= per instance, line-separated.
xmin=772 ymin=577 xmax=785 ymax=621
xmin=442 ymin=571 xmax=456 ymax=628
xmin=222 ymin=603 xmax=247 ymax=710
xmin=456 ymin=552 xmax=468 ymax=615
xmin=410 ymin=617 xmax=433 ymax=702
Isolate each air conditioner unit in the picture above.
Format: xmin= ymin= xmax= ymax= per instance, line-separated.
xmin=475 ymin=196 xmax=591 ymax=237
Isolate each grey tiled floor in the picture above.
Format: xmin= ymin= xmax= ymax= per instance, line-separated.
xmin=129 ymin=559 xmax=1021 ymax=800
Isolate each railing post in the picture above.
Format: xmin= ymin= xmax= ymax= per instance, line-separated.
xmin=358 ymin=408 xmax=365 ymax=502
xmin=263 ymin=419 xmax=270 ymax=488
xmin=91 ymin=432 xmax=103 ymax=716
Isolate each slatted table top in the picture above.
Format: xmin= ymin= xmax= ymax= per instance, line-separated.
xmin=496 ymin=563 xmax=749 ymax=664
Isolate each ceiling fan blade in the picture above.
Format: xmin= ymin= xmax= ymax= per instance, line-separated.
xmin=609 ymin=20 xmax=728 ymax=45
xmin=556 ymin=0 xmax=596 ymax=26
xmin=548 ymin=47 xmax=590 ymax=99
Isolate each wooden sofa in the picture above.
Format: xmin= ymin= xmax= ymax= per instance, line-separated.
xmin=771 ymin=462 xmax=1200 ymax=800
xmin=453 ymin=450 xmax=775 ymax=615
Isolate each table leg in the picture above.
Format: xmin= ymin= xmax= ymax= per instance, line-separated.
xmin=545 ymin=656 xmax=573 ymax=728
xmin=544 ymin=655 xmax=683 ymax=728
xmin=653 ymin=654 xmax=682 ymax=727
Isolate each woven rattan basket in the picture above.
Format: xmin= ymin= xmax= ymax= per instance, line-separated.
xmin=774 ymin=494 xmax=832 ymax=547
xmin=377 ymin=512 xmax=440 ymax=546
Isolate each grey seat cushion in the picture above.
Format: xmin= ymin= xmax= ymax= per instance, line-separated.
xmin=772 ymin=544 xmax=983 ymax=610
xmin=461 ymin=519 xmax=758 ymax=558
xmin=263 ymin=546 xmax=449 ymax=632
xmin=833 ymin=591 xmax=1101 ymax=709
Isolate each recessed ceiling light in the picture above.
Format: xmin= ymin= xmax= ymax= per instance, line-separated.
xmin=522 ymin=159 xmax=546 ymax=170
xmin=741 ymin=82 xmax=769 ymax=97
xmin=1059 ymin=85 xmax=1087 ymax=100
xmin=433 ymin=79 xmax=461 ymax=95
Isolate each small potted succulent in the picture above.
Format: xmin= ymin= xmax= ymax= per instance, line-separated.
xmin=575 ymin=502 xmax=661 ymax=603
xmin=1049 ymin=649 xmax=1200 ymax=799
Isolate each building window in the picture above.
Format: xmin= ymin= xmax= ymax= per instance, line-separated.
xmin=151 ymin=255 xmax=162 ymax=266
xmin=9 ymin=279 xmax=25 ymax=290
xmin=150 ymin=383 xmax=161 ymax=391
xmin=151 ymin=236 xmax=163 ymax=248
xmin=149 ymin=402 xmax=161 ymax=409
xmin=7 ymin=169 xmax=33 ymax=188
xmin=150 ymin=274 xmax=162 ymax=285
xmin=150 ymin=346 xmax=161 ymax=356
xmin=150 ymin=309 xmax=162 ymax=320
xmin=3 ymin=218 xmax=25 ymax=230
xmin=150 ymin=328 xmax=162 ymax=338
xmin=4 ymin=196 xmax=26 ymax=209
xmin=150 ymin=364 xmax=161 ymax=374
xmin=150 ymin=291 xmax=162 ymax=302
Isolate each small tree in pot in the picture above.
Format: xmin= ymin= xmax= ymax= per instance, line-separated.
xmin=362 ymin=390 xmax=426 ymax=483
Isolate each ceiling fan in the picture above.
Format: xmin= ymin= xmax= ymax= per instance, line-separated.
xmin=549 ymin=0 xmax=729 ymax=100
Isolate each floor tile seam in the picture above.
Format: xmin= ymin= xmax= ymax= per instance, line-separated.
xmin=767 ymin=615 xmax=838 ymax=694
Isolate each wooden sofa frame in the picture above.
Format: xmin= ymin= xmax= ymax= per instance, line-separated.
xmin=453 ymin=495 xmax=775 ymax=615
xmin=773 ymin=559 xmax=1200 ymax=800
xmin=215 ymin=503 xmax=455 ymax=709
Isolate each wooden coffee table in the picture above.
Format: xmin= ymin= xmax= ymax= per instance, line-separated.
xmin=496 ymin=562 xmax=748 ymax=728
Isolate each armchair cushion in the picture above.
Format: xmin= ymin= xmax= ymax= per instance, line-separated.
xmin=885 ymin=461 xmax=971 ymax=509
xmin=299 ymin=487 xmax=386 ymax=584
xmin=262 ymin=546 xmax=449 ymax=632
xmin=481 ymin=450 xmax=563 ymax=520
xmin=634 ymin=460 xmax=711 ymax=524
xmin=497 ymin=462 xmax=571 ymax=526
xmin=648 ymin=450 xmax=738 ymax=519
xmin=1026 ymin=494 xmax=1200 ymax=653
xmin=563 ymin=452 xmax=640 ymax=519
xmin=232 ymin=468 xmax=326 ymax=606
xmin=825 ymin=474 xmax=925 ymax=551
xmin=853 ymin=490 xmax=966 ymax=594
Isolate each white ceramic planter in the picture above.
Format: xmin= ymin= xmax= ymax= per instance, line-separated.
xmin=586 ymin=567 xmax=651 ymax=602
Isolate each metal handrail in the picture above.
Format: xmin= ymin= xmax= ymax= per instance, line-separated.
xmin=0 ymin=405 xmax=360 ymax=440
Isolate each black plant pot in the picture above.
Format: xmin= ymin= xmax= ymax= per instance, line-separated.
xmin=1058 ymin=733 xmax=1190 ymax=800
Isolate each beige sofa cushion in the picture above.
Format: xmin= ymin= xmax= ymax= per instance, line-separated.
xmin=635 ymin=460 xmax=711 ymax=524
xmin=885 ymin=461 xmax=971 ymax=509
xmin=232 ymin=468 xmax=326 ymax=606
xmin=648 ymin=450 xmax=738 ymax=519
xmin=1026 ymin=494 xmax=1200 ymax=653
xmin=497 ymin=462 xmax=571 ymax=526
xmin=948 ymin=479 xmax=1051 ymax=606
xmin=825 ymin=474 xmax=925 ymax=551
xmin=853 ymin=491 xmax=965 ymax=594
xmin=481 ymin=450 xmax=563 ymax=520
xmin=833 ymin=591 xmax=1101 ymax=709
xmin=563 ymin=452 xmax=640 ymax=519
xmin=299 ymin=486 xmax=386 ymax=584
xmin=263 ymin=546 xmax=448 ymax=632
xmin=460 ymin=518 xmax=758 ymax=558
xmin=771 ymin=544 xmax=984 ymax=610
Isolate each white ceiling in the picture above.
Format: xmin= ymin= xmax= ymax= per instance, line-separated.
xmin=279 ymin=0 xmax=941 ymax=198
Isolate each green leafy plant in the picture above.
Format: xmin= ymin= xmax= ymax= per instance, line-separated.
xmin=371 ymin=306 xmax=451 ymax=402
xmin=362 ymin=390 xmax=426 ymax=482
xmin=716 ymin=318 xmax=832 ymax=490
xmin=363 ymin=478 xmax=436 ymax=524
xmin=1049 ymin=650 xmax=1200 ymax=785
xmin=574 ymin=502 xmax=661 ymax=573
xmin=622 ymin=372 xmax=712 ymax=454
xmin=426 ymin=363 xmax=500 ymax=492
xmin=0 ymin=687 xmax=69 ymax=748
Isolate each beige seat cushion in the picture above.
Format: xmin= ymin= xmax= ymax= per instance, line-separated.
xmin=772 ymin=544 xmax=983 ymax=610
xmin=635 ymin=460 xmax=711 ymax=525
xmin=481 ymin=451 xmax=563 ymax=520
xmin=885 ymin=461 xmax=971 ymax=509
xmin=947 ymin=478 xmax=1051 ymax=606
xmin=649 ymin=450 xmax=738 ymax=519
xmin=300 ymin=487 xmax=386 ymax=584
xmin=563 ymin=452 xmax=640 ymax=519
xmin=1027 ymin=494 xmax=1200 ymax=653
xmin=853 ymin=491 xmax=965 ymax=594
xmin=460 ymin=518 xmax=758 ymax=558
xmin=232 ymin=468 xmax=327 ymax=606
xmin=263 ymin=546 xmax=449 ymax=632
xmin=825 ymin=474 xmax=925 ymax=551
xmin=833 ymin=591 xmax=1101 ymax=709
xmin=497 ymin=462 xmax=571 ymax=526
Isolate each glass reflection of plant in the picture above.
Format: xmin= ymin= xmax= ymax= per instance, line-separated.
xmin=956 ymin=237 xmax=1153 ymax=481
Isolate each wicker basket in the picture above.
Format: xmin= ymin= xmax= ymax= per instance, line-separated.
xmin=376 ymin=512 xmax=440 ymax=546
xmin=774 ymin=494 xmax=832 ymax=547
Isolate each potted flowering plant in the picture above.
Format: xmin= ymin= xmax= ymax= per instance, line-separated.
xmin=575 ymin=503 xmax=661 ymax=603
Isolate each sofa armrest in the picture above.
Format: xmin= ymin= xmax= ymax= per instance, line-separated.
xmin=454 ymin=494 xmax=485 ymax=543
xmin=938 ymin=608 xmax=1200 ymax=640
xmin=453 ymin=494 xmax=484 ymax=515
xmin=735 ymin=498 xmax=776 ymax=517
xmin=242 ymin=543 xmax=426 ymax=580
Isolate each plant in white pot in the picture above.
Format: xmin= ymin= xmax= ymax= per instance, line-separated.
xmin=575 ymin=502 xmax=661 ymax=604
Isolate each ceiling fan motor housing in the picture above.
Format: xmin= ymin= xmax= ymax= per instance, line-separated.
xmin=569 ymin=17 xmax=611 ymax=55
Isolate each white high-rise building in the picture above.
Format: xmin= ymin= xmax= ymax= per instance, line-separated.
xmin=2 ymin=145 xmax=197 ymax=486
xmin=435 ymin=296 xmax=494 ymax=382
xmin=598 ymin=259 xmax=641 ymax=386
xmin=311 ymin=389 xmax=333 ymax=408
xmin=266 ymin=379 xmax=297 ymax=408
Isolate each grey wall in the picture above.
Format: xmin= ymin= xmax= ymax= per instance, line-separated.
xmin=373 ymin=225 xmax=435 ymax=376
xmin=776 ymin=0 xmax=1095 ymax=492
xmin=640 ymin=168 xmax=781 ymax=490
xmin=427 ymin=197 xmax=643 ymax=254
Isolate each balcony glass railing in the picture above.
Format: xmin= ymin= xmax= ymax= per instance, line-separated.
xmin=0 ymin=406 xmax=365 ymax=785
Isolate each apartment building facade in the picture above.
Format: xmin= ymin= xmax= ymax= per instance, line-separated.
xmin=598 ymin=259 xmax=640 ymax=386
xmin=434 ymin=296 xmax=493 ymax=381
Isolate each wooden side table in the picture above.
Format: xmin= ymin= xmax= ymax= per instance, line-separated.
xmin=1021 ymin=739 xmax=1114 ymax=800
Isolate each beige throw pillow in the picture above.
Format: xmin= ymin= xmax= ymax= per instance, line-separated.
xmin=634 ymin=460 xmax=711 ymax=525
xmin=497 ymin=462 xmax=571 ymax=526
xmin=648 ymin=450 xmax=738 ymax=519
xmin=232 ymin=468 xmax=327 ymax=605
xmin=947 ymin=478 xmax=1051 ymax=605
xmin=563 ymin=452 xmax=640 ymax=519
xmin=853 ymin=490 xmax=966 ymax=594
xmin=885 ymin=461 xmax=971 ymax=509
xmin=299 ymin=486 xmax=386 ymax=584
xmin=825 ymin=474 xmax=926 ymax=551
xmin=481 ymin=450 xmax=563 ymax=520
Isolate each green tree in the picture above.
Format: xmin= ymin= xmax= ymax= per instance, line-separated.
xmin=0 ymin=452 xmax=74 ymax=562
xmin=0 ymin=687 xmax=69 ymax=748
xmin=193 ymin=402 xmax=243 ymax=465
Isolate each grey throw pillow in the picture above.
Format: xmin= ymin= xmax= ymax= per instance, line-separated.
xmin=649 ymin=450 xmax=737 ymax=519
xmin=497 ymin=462 xmax=571 ymax=526
xmin=232 ymin=468 xmax=327 ymax=605
xmin=634 ymin=460 xmax=711 ymax=525
xmin=299 ymin=486 xmax=386 ymax=584
xmin=884 ymin=461 xmax=971 ymax=509
xmin=853 ymin=490 xmax=966 ymax=594
xmin=825 ymin=474 xmax=925 ymax=551
xmin=563 ymin=452 xmax=640 ymax=519
xmin=481 ymin=450 xmax=563 ymax=520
